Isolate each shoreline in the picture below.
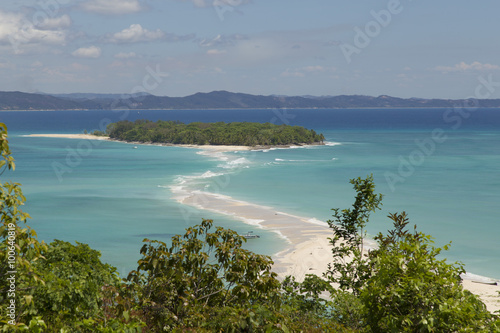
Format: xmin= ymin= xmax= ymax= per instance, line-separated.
xmin=173 ymin=189 xmax=500 ymax=313
xmin=24 ymin=133 xmax=324 ymax=152
xmin=25 ymin=132 xmax=500 ymax=312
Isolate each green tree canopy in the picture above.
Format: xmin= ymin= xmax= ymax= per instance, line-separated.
xmin=103 ymin=120 xmax=325 ymax=146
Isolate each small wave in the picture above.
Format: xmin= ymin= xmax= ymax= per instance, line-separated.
xmin=199 ymin=171 xmax=224 ymax=179
xmin=173 ymin=176 xmax=187 ymax=184
xmin=274 ymin=158 xmax=335 ymax=162
xmin=307 ymin=218 xmax=329 ymax=227
xmin=461 ymin=272 xmax=499 ymax=283
xmin=170 ymin=171 xmax=225 ymax=190
xmin=196 ymin=150 xmax=229 ymax=161
xmin=271 ymin=229 xmax=291 ymax=243
xmin=324 ymin=141 xmax=342 ymax=146
xmin=218 ymin=157 xmax=250 ymax=169
xmin=239 ymin=218 xmax=265 ymax=227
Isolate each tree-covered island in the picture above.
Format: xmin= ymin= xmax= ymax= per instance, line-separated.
xmin=98 ymin=120 xmax=325 ymax=146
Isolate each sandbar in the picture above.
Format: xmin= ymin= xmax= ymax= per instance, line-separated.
xmin=25 ymin=133 xmax=110 ymax=140
xmin=25 ymin=134 xmax=270 ymax=152
xmin=174 ymin=188 xmax=500 ymax=313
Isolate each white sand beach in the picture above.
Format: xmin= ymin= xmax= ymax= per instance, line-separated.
xmin=24 ymin=134 xmax=322 ymax=152
xmin=173 ymin=186 xmax=500 ymax=313
xmin=25 ymin=134 xmax=254 ymax=151
xmin=27 ymin=133 xmax=500 ymax=312
xmin=25 ymin=133 xmax=110 ymax=140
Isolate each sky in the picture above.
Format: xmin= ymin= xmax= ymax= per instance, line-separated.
xmin=1 ymin=0 xmax=499 ymax=98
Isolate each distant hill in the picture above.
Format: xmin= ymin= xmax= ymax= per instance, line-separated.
xmin=1 ymin=90 xmax=500 ymax=110
xmin=0 ymin=91 xmax=83 ymax=110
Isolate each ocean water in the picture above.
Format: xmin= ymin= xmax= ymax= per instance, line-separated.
xmin=1 ymin=108 xmax=499 ymax=279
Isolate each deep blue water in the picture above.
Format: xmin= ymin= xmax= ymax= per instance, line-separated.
xmin=1 ymin=108 xmax=499 ymax=278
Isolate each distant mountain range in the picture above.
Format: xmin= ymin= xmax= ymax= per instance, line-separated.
xmin=1 ymin=90 xmax=500 ymax=110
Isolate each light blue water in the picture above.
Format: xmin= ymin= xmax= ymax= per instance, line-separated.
xmin=1 ymin=109 xmax=499 ymax=279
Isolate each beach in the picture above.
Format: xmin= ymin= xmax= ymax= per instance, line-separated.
xmin=25 ymin=134 xmax=322 ymax=152
xmin=26 ymin=133 xmax=111 ymax=140
xmin=174 ymin=184 xmax=500 ymax=313
xmin=27 ymin=132 xmax=500 ymax=313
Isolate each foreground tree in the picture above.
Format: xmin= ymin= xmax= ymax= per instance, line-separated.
xmin=127 ymin=219 xmax=354 ymax=332
xmin=0 ymin=123 xmax=47 ymax=330
xmin=324 ymin=174 xmax=383 ymax=294
xmin=325 ymin=176 xmax=499 ymax=332
xmin=128 ymin=219 xmax=283 ymax=331
xmin=361 ymin=212 xmax=499 ymax=332
xmin=31 ymin=240 xmax=143 ymax=332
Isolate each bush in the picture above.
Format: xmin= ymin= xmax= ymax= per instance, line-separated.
xmin=361 ymin=212 xmax=497 ymax=332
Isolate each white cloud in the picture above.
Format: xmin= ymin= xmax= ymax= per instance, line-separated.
xmin=114 ymin=52 xmax=138 ymax=59
xmin=0 ymin=10 xmax=67 ymax=51
xmin=434 ymin=61 xmax=500 ymax=72
xmin=37 ymin=15 xmax=72 ymax=30
xmin=72 ymin=45 xmax=101 ymax=58
xmin=108 ymin=24 xmax=165 ymax=43
xmin=207 ymin=49 xmax=226 ymax=55
xmin=81 ymin=0 xmax=142 ymax=14
xmin=198 ymin=34 xmax=248 ymax=48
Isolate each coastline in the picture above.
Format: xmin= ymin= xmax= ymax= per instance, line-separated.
xmin=173 ymin=188 xmax=500 ymax=313
xmin=25 ymin=132 xmax=500 ymax=312
xmin=24 ymin=133 xmax=324 ymax=151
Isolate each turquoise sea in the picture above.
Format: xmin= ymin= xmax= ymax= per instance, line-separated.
xmin=1 ymin=108 xmax=499 ymax=279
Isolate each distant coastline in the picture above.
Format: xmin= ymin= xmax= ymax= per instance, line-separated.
xmin=4 ymin=90 xmax=500 ymax=110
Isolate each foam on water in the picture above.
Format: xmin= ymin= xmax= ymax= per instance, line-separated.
xmin=218 ymin=157 xmax=250 ymax=169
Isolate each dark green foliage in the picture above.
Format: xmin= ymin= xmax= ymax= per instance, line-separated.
xmin=325 ymin=174 xmax=383 ymax=294
xmin=360 ymin=212 xmax=499 ymax=333
xmin=0 ymin=123 xmax=47 ymax=330
xmin=103 ymin=120 xmax=325 ymax=146
xmin=330 ymin=290 xmax=366 ymax=331
xmin=126 ymin=219 xmax=354 ymax=332
xmin=127 ymin=219 xmax=282 ymax=331
xmin=30 ymin=240 xmax=137 ymax=331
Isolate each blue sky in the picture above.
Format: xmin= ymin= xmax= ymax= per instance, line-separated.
xmin=1 ymin=0 xmax=499 ymax=98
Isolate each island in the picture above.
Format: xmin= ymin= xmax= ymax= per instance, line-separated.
xmin=96 ymin=120 xmax=325 ymax=147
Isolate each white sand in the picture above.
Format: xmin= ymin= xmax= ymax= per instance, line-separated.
xmin=25 ymin=134 xmax=254 ymax=151
xmin=176 ymin=190 xmax=500 ymax=313
xmin=25 ymin=133 xmax=110 ymax=140
xmin=176 ymin=144 xmax=251 ymax=151
xmin=279 ymin=230 xmax=500 ymax=313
